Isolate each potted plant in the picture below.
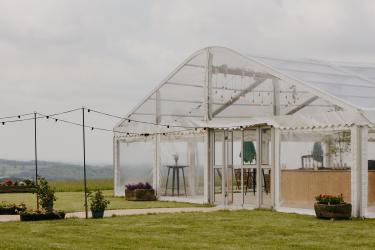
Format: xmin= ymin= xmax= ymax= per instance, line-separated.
xmin=34 ymin=177 xmax=56 ymax=212
xmin=89 ymin=190 xmax=110 ymax=219
xmin=125 ymin=182 xmax=156 ymax=201
xmin=314 ymin=194 xmax=352 ymax=219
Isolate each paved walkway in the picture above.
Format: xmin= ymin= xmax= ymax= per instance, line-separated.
xmin=0 ymin=215 xmax=19 ymax=222
xmin=0 ymin=206 xmax=227 ymax=222
xmin=66 ymin=206 xmax=223 ymax=218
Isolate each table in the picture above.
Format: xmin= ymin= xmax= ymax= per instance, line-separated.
xmin=164 ymin=165 xmax=188 ymax=196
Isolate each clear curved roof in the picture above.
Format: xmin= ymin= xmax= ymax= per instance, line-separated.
xmin=115 ymin=46 xmax=375 ymax=134
xmin=251 ymin=55 xmax=375 ymax=110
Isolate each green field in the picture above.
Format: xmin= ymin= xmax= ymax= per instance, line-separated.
xmin=1 ymin=209 xmax=375 ymax=249
xmin=0 ymin=190 xmax=204 ymax=212
xmin=49 ymin=179 xmax=113 ymax=192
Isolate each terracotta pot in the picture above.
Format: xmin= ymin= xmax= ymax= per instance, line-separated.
xmin=314 ymin=202 xmax=352 ymax=219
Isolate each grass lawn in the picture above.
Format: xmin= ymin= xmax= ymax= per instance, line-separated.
xmin=49 ymin=179 xmax=113 ymax=192
xmin=0 ymin=190 xmax=205 ymax=212
xmin=1 ymin=210 xmax=375 ymax=249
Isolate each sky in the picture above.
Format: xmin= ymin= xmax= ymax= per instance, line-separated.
xmin=0 ymin=0 xmax=374 ymax=164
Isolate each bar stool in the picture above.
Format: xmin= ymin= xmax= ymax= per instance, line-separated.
xmin=164 ymin=165 xmax=188 ymax=196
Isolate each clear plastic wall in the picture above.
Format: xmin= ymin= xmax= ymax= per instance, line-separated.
xmin=117 ymin=138 xmax=154 ymax=196
xmin=159 ymin=133 xmax=205 ymax=199
xmin=280 ymin=129 xmax=352 ymax=209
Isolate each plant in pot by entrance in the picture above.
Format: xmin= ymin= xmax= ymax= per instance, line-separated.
xmin=89 ymin=190 xmax=110 ymax=219
xmin=314 ymin=194 xmax=352 ymax=219
xmin=35 ymin=177 xmax=56 ymax=213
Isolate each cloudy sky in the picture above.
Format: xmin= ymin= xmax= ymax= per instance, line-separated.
xmin=0 ymin=0 xmax=374 ymax=164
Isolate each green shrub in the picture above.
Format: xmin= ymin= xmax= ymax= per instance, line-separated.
xmin=89 ymin=190 xmax=110 ymax=212
xmin=35 ymin=177 xmax=56 ymax=212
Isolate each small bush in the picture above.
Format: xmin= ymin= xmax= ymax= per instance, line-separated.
xmin=35 ymin=177 xmax=56 ymax=212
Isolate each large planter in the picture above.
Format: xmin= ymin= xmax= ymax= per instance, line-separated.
xmin=314 ymin=203 xmax=352 ymax=219
xmin=125 ymin=189 xmax=156 ymax=201
xmin=0 ymin=205 xmax=26 ymax=215
xmin=91 ymin=210 xmax=105 ymax=219
xmin=0 ymin=207 xmax=19 ymax=215
xmin=0 ymin=186 xmax=36 ymax=193
xmin=20 ymin=211 xmax=65 ymax=221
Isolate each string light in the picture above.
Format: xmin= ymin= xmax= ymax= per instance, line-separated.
xmin=0 ymin=112 xmax=34 ymax=120
xmin=0 ymin=107 xmax=249 ymax=138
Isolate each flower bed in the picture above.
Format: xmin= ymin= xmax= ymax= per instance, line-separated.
xmin=0 ymin=186 xmax=36 ymax=193
xmin=314 ymin=194 xmax=351 ymax=219
xmin=0 ymin=179 xmax=36 ymax=193
xmin=20 ymin=210 xmax=65 ymax=221
xmin=125 ymin=182 xmax=156 ymax=201
xmin=0 ymin=202 xmax=26 ymax=215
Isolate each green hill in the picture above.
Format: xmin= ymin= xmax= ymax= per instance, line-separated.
xmin=0 ymin=159 xmax=112 ymax=181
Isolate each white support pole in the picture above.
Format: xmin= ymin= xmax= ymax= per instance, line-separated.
xmin=113 ymin=137 xmax=121 ymax=196
xmin=351 ymin=126 xmax=360 ymax=217
xmin=361 ymin=126 xmax=368 ymax=217
xmin=223 ymin=130 xmax=228 ymax=207
xmin=351 ymin=125 xmax=367 ymax=217
xmin=204 ymin=130 xmax=212 ymax=204
xmin=154 ymin=135 xmax=161 ymax=196
xmin=273 ymin=128 xmax=281 ymax=209
xmin=256 ymin=128 xmax=261 ymax=208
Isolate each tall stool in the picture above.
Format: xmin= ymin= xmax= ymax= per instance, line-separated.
xmin=164 ymin=165 xmax=188 ymax=196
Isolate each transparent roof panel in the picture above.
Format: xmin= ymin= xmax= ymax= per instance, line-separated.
xmin=251 ymin=55 xmax=375 ymax=109
xmin=339 ymin=64 xmax=375 ymax=82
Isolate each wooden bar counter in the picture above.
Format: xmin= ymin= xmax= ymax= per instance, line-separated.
xmin=281 ymin=169 xmax=351 ymax=208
